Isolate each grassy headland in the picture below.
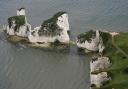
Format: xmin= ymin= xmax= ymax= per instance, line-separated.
xmin=97 ymin=32 xmax=128 ymax=89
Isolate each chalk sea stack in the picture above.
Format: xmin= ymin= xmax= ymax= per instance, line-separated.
xmin=7 ymin=8 xmax=31 ymax=37
xmin=76 ymin=30 xmax=111 ymax=53
xmin=28 ymin=11 xmax=70 ymax=44
xmin=6 ymin=8 xmax=70 ymax=48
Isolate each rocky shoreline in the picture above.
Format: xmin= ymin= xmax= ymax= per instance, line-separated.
xmin=7 ymin=35 xmax=70 ymax=49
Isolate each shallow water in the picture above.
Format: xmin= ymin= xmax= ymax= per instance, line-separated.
xmin=0 ymin=0 xmax=128 ymax=89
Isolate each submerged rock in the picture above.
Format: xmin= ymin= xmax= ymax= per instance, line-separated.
xmin=91 ymin=72 xmax=111 ymax=88
xmin=76 ymin=30 xmax=108 ymax=53
xmin=90 ymin=57 xmax=111 ymax=73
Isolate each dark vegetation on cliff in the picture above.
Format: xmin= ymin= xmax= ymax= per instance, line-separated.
xmin=99 ymin=31 xmax=111 ymax=45
xmin=42 ymin=11 xmax=66 ymax=26
xmin=38 ymin=11 xmax=66 ymax=36
xmin=77 ymin=30 xmax=96 ymax=43
xmin=77 ymin=30 xmax=111 ymax=45
xmin=8 ymin=15 xmax=25 ymax=30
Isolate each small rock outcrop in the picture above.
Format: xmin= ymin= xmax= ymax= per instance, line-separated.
xmin=91 ymin=72 xmax=111 ymax=88
xmin=76 ymin=30 xmax=105 ymax=53
xmin=90 ymin=57 xmax=111 ymax=73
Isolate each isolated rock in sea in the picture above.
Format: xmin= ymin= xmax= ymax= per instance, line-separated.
xmin=28 ymin=11 xmax=70 ymax=44
xmin=91 ymin=72 xmax=111 ymax=88
xmin=76 ymin=30 xmax=105 ymax=53
xmin=90 ymin=57 xmax=111 ymax=73
xmin=6 ymin=9 xmax=70 ymax=48
xmin=6 ymin=8 xmax=31 ymax=37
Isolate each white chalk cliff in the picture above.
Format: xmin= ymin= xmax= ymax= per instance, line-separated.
xmin=90 ymin=57 xmax=111 ymax=73
xmin=6 ymin=9 xmax=70 ymax=44
xmin=76 ymin=30 xmax=105 ymax=53
xmin=7 ymin=8 xmax=31 ymax=37
xmin=28 ymin=12 xmax=70 ymax=43
xmin=91 ymin=72 xmax=111 ymax=88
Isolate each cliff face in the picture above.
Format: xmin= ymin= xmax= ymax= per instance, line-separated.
xmin=28 ymin=12 xmax=70 ymax=43
xmin=91 ymin=72 xmax=111 ymax=88
xmin=76 ymin=30 xmax=105 ymax=53
xmin=6 ymin=8 xmax=31 ymax=37
xmin=90 ymin=57 xmax=111 ymax=72
xmin=6 ymin=9 xmax=70 ymax=44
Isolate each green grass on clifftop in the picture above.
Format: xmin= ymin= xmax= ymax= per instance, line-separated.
xmin=114 ymin=33 xmax=128 ymax=54
xmin=98 ymin=32 xmax=128 ymax=89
